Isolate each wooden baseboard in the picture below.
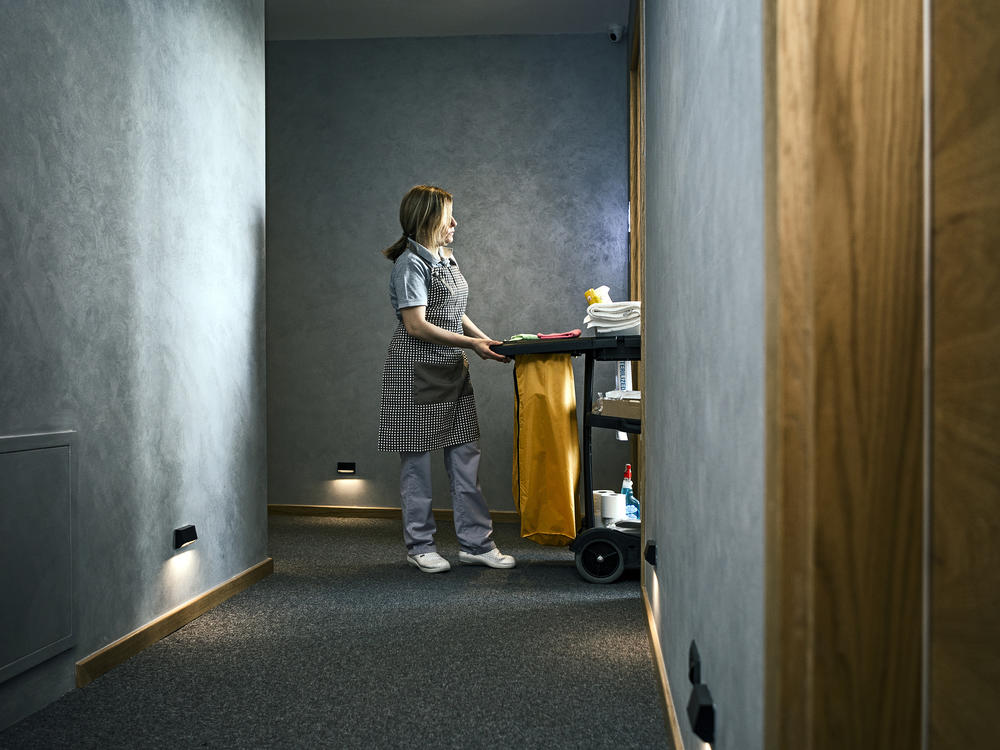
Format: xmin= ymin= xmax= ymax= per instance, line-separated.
xmin=267 ymin=503 xmax=521 ymax=524
xmin=75 ymin=557 xmax=274 ymax=687
xmin=643 ymin=588 xmax=686 ymax=750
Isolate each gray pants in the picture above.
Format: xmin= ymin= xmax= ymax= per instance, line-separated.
xmin=399 ymin=441 xmax=497 ymax=556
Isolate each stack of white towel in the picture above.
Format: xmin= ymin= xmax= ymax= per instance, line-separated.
xmin=584 ymin=301 xmax=641 ymax=334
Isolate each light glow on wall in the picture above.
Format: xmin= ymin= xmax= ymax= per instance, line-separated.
xmin=325 ymin=477 xmax=369 ymax=503
xmin=648 ymin=567 xmax=661 ymax=620
xmin=162 ymin=546 xmax=201 ymax=604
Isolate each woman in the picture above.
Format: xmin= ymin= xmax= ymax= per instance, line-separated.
xmin=378 ymin=185 xmax=515 ymax=573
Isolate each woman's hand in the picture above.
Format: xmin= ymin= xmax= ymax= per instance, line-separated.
xmin=472 ymin=339 xmax=510 ymax=363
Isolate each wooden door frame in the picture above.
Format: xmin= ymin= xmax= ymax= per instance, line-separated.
xmin=764 ymin=0 xmax=925 ymax=747
xmin=628 ymin=0 xmax=646 ymax=507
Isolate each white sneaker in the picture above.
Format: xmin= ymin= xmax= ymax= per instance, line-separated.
xmin=407 ymin=552 xmax=451 ymax=573
xmin=458 ymin=548 xmax=516 ymax=569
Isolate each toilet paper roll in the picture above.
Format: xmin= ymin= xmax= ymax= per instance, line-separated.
xmin=595 ymin=490 xmax=625 ymax=522
xmin=592 ymin=490 xmax=609 ymax=519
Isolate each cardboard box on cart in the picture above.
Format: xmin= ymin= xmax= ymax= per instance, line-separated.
xmin=592 ymin=393 xmax=641 ymax=420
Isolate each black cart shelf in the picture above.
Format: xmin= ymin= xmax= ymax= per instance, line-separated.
xmin=491 ymin=334 xmax=642 ymax=582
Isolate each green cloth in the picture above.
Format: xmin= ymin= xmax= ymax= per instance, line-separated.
xmin=508 ymin=333 xmax=539 ymax=341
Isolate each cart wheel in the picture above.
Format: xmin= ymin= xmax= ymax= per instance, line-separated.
xmin=575 ymin=537 xmax=625 ymax=583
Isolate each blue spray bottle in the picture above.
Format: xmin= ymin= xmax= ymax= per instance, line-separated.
xmin=622 ymin=464 xmax=639 ymax=521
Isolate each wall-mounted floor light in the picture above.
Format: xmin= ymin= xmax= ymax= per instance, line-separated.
xmin=173 ymin=524 xmax=198 ymax=550
xmin=687 ymin=640 xmax=715 ymax=744
xmin=687 ymin=682 xmax=715 ymax=744
xmin=644 ymin=540 xmax=657 ymax=567
xmin=336 ymin=462 xmax=357 ymax=475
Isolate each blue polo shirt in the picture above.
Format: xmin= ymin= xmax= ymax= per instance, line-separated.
xmin=389 ymin=239 xmax=457 ymax=319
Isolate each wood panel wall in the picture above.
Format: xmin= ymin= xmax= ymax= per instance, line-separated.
xmin=765 ymin=0 xmax=925 ymax=746
xmin=628 ymin=2 xmax=645 ymax=309
xmin=629 ymin=0 xmax=645 ymax=504
xmin=930 ymin=0 xmax=1000 ymax=746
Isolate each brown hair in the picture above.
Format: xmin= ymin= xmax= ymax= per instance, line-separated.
xmin=382 ymin=185 xmax=453 ymax=261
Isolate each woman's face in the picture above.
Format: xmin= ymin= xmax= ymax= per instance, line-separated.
xmin=434 ymin=202 xmax=457 ymax=247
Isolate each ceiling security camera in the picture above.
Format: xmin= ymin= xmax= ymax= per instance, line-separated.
xmin=608 ymin=24 xmax=624 ymax=43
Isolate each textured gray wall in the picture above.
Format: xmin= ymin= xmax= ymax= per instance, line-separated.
xmin=267 ymin=35 xmax=631 ymax=513
xmin=643 ymin=2 xmax=766 ymax=748
xmin=0 ymin=0 xmax=266 ymax=728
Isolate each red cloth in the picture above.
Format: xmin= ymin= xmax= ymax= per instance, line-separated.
xmin=537 ymin=329 xmax=582 ymax=339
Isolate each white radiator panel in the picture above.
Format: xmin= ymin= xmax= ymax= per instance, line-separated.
xmin=0 ymin=432 xmax=76 ymax=683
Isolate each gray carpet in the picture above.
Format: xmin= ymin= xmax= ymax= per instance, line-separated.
xmin=0 ymin=514 xmax=669 ymax=749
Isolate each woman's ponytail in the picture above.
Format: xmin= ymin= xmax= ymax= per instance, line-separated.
xmin=382 ymin=233 xmax=410 ymax=262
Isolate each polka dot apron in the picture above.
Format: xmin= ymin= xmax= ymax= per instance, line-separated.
xmin=378 ymin=254 xmax=479 ymax=452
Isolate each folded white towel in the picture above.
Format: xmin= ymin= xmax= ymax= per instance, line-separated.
xmin=582 ymin=301 xmax=641 ymax=335
xmin=585 ymin=301 xmax=641 ymax=320
xmin=585 ymin=312 xmax=640 ymax=325
xmin=584 ymin=302 xmax=641 ymax=333
xmin=585 ymin=319 xmax=641 ymax=333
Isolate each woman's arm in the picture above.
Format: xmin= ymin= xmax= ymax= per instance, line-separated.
xmin=401 ymin=307 xmax=508 ymax=362
xmin=462 ymin=314 xmax=491 ymax=340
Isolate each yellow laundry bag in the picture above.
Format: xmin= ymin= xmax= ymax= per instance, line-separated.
xmin=512 ymin=353 xmax=580 ymax=545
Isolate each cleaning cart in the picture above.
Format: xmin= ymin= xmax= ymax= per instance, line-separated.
xmin=491 ymin=334 xmax=642 ymax=583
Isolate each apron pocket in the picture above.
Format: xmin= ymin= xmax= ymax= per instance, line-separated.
xmin=413 ymin=360 xmax=474 ymax=404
